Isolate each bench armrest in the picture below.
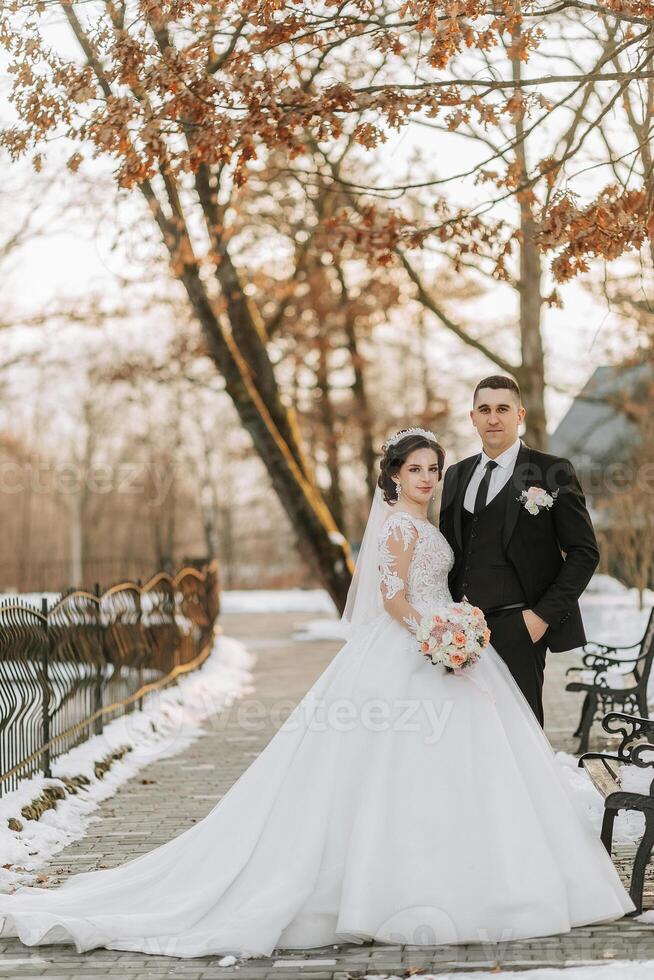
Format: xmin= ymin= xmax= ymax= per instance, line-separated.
xmin=581 ymin=650 xmax=647 ymax=670
xmin=583 ymin=640 xmax=641 ymax=657
xmin=601 ymin=712 xmax=654 ymax=764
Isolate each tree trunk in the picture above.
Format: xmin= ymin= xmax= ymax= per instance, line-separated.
xmin=70 ymin=491 xmax=83 ymax=587
xmin=512 ymin=35 xmax=548 ymax=451
xmin=19 ymin=482 xmax=31 ymax=593
xmin=418 ymin=312 xmax=436 ymax=420
xmin=337 ymin=265 xmax=377 ymax=499
xmin=199 ymin=475 xmax=219 ymax=562
xmin=516 ymin=204 xmax=547 ymax=449
xmin=315 ymin=333 xmax=345 ymax=531
xmin=218 ymin=505 xmax=236 ymax=590
xmin=151 ymin=470 xmax=176 ymax=573
xmin=176 ymin=257 xmax=353 ymax=607
xmin=194 ymin=164 xmax=314 ymax=485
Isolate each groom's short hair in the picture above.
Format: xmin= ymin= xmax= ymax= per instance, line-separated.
xmin=473 ymin=375 xmax=521 ymax=407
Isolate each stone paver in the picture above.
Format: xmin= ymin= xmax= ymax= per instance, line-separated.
xmin=0 ymin=610 xmax=653 ymax=979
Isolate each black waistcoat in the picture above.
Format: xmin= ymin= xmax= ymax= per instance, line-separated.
xmin=453 ymin=477 xmax=526 ymax=611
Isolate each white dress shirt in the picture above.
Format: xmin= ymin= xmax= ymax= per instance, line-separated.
xmin=463 ymin=438 xmax=521 ymax=513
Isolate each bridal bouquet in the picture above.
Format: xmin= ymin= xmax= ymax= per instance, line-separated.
xmin=416 ymin=601 xmax=490 ymax=673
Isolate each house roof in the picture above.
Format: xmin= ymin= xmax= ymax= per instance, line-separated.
xmin=549 ymin=362 xmax=651 ymax=466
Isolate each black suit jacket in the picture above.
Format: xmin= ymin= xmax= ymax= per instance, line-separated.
xmin=439 ymin=441 xmax=600 ymax=653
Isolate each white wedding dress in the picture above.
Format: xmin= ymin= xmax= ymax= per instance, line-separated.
xmin=0 ymin=509 xmax=635 ymax=958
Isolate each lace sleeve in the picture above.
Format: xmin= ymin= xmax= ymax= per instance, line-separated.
xmin=378 ymin=514 xmax=422 ymax=634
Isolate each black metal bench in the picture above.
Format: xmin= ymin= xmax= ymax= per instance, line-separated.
xmin=579 ymin=711 xmax=654 ymax=913
xmin=566 ymin=607 xmax=654 ymax=754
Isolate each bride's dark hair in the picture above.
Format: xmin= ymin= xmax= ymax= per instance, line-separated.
xmin=378 ymin=432 xmax=445 ymax=504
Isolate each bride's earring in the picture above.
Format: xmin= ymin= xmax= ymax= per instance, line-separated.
xmin=395 ymin=480 xmax=402 ymax=501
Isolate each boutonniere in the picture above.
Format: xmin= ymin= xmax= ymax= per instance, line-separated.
xmin=517 ymin=486 xmax=559 ymax=515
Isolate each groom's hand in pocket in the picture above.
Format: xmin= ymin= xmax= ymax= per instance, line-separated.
xmin=522 ymin=609 xmax=549 ymax=644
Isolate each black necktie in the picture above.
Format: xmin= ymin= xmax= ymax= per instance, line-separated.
xmin=474 ymin=460 xmax=498 ymax=515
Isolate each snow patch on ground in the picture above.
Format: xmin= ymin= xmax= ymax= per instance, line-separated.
xmin=222 ymin=589 xmax=336 ymax=615
xmin=292 ymin=617 xmax=347 ymax=642
xmin=555 ymin=751 xmax=647 ymax=844
xmin=586 ymin=576 xmax=654 ymax=606
xmin=0 ymin=591 xmax=61 ymax=608
xmin=364 ymin=964 xmax=654 ymax=980
xmin=0 ymin=631 xmax=254 ymax=891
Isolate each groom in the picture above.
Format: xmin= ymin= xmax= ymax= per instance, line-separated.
xmin=439 ymin=375 xmax=599 ymax=727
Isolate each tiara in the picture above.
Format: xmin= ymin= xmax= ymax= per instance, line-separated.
xmin=383 ymin=427 xmax=439 ymax=451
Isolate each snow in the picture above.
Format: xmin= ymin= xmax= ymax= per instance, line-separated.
xmin=578 ymin=667 xmax=633 ymax=688
xmin=0 ymin=591 xmax=60 ymax=609
xmin=292 ymin=618 xmax=348 ymax=642
xmin=575 ymin=578 xmax=654 ymax=701
xmin=364 ymin=965 xmax=654 ymax=980
xmin=581 ymin=589 xmax=653 ymax=653
xmin=555 ymin=752 xmax=648 ymax=844
xmin=222 ymin=589 xmax=336 ymax=614
xmin=585 ymin=574 xmax=631 ymax=596
xmin=291 ymin=617 xmax=346 ymax=641
xmin=0 ymin=630 xmax=254 ymax=891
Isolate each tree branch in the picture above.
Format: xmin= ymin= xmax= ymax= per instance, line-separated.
xmin=397 ymin=249 xmax=519 ymax=377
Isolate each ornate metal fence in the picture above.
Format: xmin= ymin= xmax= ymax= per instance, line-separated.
xmin=0 ymin=561 xmax=219 ymax=796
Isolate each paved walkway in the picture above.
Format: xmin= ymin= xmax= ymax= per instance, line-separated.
xmin=0 ymin=611 xmax=653 ymax=979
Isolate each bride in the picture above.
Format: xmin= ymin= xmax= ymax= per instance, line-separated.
xmin=0 ymin=429 xmax=635 ymax=958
